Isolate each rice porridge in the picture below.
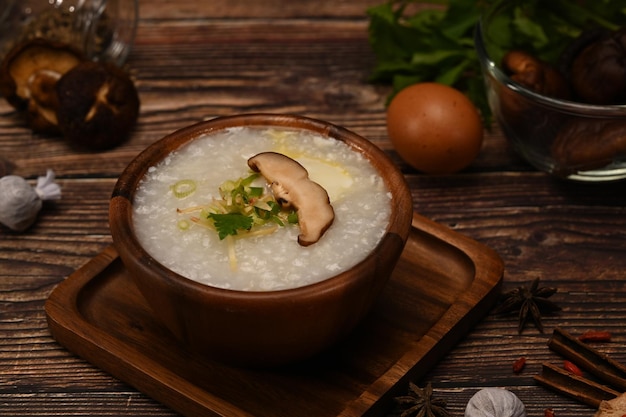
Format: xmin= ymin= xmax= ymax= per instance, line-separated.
xmin=133 ymin=126 xmax=392 ymax=291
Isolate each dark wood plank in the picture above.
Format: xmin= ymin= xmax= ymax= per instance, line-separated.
xmin=138 ymin=0 xmax=385 ymax=20
xmin=2 ymin=0 xmax=626 ymax=416
xmin=44 ymin=213 xmax=503 ymax=417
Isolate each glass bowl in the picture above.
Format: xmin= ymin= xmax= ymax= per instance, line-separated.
xmin=0 ymin=0 xmax=138 ymax=66
xmin=475 ymin=2 xmax=626 ymax=182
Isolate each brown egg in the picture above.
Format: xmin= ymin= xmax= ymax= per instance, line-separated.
xmin=386 ymin=82 xmax=484 ymax=174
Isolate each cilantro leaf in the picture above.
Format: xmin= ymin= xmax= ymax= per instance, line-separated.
xmin=208 ymin=213 xmax=254 ymax=240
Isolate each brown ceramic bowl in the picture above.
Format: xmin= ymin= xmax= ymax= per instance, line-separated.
xmin=109 ymin=113 xmax=413 ymax=367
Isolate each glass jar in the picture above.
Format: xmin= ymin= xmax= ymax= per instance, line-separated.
xmin=0 ymin=0 xmax=138 ymax=66
xmin=475 ymin=1 xmax=626 ymax=182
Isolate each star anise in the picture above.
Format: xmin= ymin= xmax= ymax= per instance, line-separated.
xmin=394 ymin=382 xmax=450 ymax=417
xmin=493 ymin=277 xmax=561 ymax=333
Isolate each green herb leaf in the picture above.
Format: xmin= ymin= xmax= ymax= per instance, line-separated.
xmin=367 ymin=0 xmax=626 ymax=127
xmin=287 ymin=212 xmax=299 ymax=224
xmin=248 ymin=186 xmax=264 ymax=197
xmin=367 ymin=0 xmax=492 ymax=123
xmin=208 ymin=213 xmax=254 ymax=240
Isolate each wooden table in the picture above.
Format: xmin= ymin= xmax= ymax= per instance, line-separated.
xmin=2 ymin=1 xmax=625 ymax=416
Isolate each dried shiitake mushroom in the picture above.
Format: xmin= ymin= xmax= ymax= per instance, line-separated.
xmin=497 ymin=50 xmax=570 ymax=133
xmin=551 ymin=118 xmax=626 ymax=174
xmin=0 ymin=38 xmax=84 ymax=133
xmin=503 ymin=50 xmax=571 ymax=99
xmin=0 ymin=38 xmax=140 ymax=150
xmin=570 ymin=28 xmax=626 ymax=104
xmin=56 ymin=61 xmax=140 ymax=150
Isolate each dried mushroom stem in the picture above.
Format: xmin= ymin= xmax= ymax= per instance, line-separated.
xmin=26 ymin=69 xmax=62 ymax=129
xmin=247 ymin=152 xmax=335 ymax=246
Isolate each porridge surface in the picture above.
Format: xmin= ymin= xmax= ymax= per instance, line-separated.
xmin=133 ymin=127 xmax=392 ymax=291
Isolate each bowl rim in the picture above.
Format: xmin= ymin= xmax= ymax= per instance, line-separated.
xmin=475 ymin=5 xmax=626 ymax=118
xmin=110 ymin=113 xmax=413 ymax=302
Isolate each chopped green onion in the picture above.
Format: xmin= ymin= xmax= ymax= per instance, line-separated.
xmin=177 ymin=219 xmax=191 ymax=230
xmin=287 ymin=212 xmax=299 ymax=224
xmin=171 ymin=179 xmax=197 ymax=198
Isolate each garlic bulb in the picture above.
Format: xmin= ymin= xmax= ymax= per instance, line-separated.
xmin=465 ymin=388 xmax=526 ymax=417
xmin=595 ymin=392 xmax=626 ymax=416
xmin=0 ymin=170 xmax=61 ymax=231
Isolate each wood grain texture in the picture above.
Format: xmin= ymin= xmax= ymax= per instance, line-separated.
xmin=2 ymin=0 xmax=626 ymax=416
xmin=44 ymin=213 xmax=503 ymax=417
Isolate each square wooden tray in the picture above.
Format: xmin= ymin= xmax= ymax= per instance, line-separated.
xmin=45 ymin=212 xmax=504 ymax=417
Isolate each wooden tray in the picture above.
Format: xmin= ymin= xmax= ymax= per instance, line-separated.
xmin=45 ymin=212 xmax=504 ymax=417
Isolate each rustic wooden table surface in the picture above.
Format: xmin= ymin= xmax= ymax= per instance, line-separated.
xmin=2 ymin=1 xmax=626 ymax=416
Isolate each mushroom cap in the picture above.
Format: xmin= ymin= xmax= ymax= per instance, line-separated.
xmin=570 ymin=28 xmax=626 ymax=104
xmin=0 ymin=39 xmax=84 ymax=132
xmin=56 ymin=61 xmax=140 ymax=150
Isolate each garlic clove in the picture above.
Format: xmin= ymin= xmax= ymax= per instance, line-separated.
xmin=465 ymin=388 xmax=526 ymax=417
xmin=0 ymin=170 xmax=61 ymax=232
xmin=0 ymin=175 xmax=42 ymax=231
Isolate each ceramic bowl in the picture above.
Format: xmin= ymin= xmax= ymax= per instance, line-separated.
xmin=109 ymin=113 xmax=413 ymax=367
xmin=475 ymin=3 xmax=626 ymax=182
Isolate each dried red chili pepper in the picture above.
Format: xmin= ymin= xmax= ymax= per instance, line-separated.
xmin=544 ymin=408 xmax=555 ymax=417
xmin=578 ymin=330 xmax=612 ymax=342
xmin=563 ymin=360 xmax=584 ymax=376
xmin=512 ymin=356 xmax=526 ymax=373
